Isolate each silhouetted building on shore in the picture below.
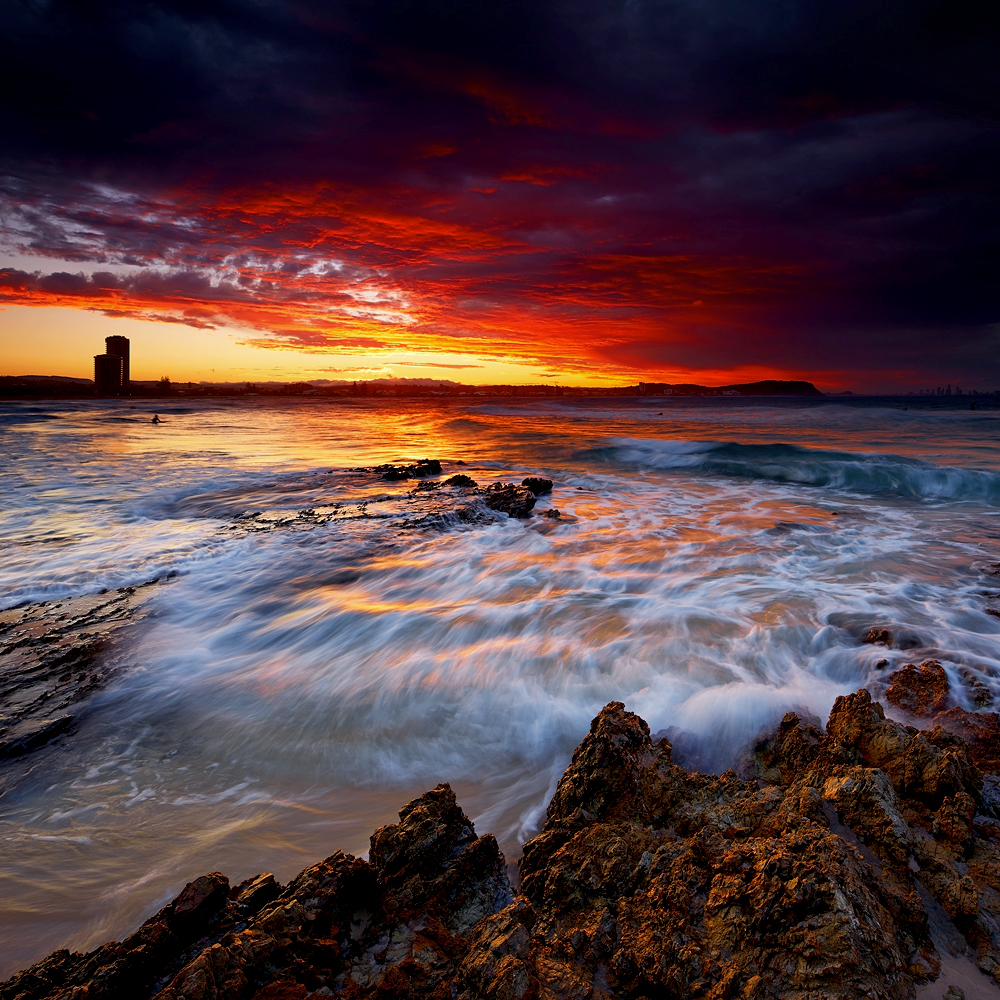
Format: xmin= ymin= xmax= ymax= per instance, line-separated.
xmin=93 ymin=336 xmax=130 ymax=395
xmin=94 ymin=353 xmax=124 ymax=395
xmin=106 ymin=336 xmax=130 ymax=391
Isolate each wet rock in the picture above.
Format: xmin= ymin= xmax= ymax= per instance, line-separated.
xmin=819 ymin=766 xmax=915 ymax=862
xmin=932 ymin=791 xmax=977 ymax=848
xmin=380 ymin=467 xmax=411 ymax=481
xmin=520 ymin=478 xmax=552 ymax=496
xmin=454 ymin=503 xmax=499 ymax=525
xmin=746 ymin=710 xmax=821 ymax=784
xmin=229 ymin=468 xmax=563 ymax=537
xmin=825 ymin=689 xmax=979 ymax=807
xmin=744 ymin=692 xmax=1000 ymax=986
xmin=231 ymin=873 xmax=280 ymax=914
xmin=540 ymin=508 xmax=561 ymax=519
xmin=865 ymin=626 xmax=894 ymax=646
xmin=11 ymin=697 xmax=1000 ymax=998
xmin=458 ymin=898 xmax=535 ymax=1000
xmin=929 ymin=708 xmax=1000 ymax=775
xmin=370 ymin=783 xmax=513 ymax=938
xmin=480 ymin=484 xmax=536 ymax=518
xmin=508 ymin=702 xmax=926 ymax=1000
xmin=157 ymin=783 xmax=509 ymax=1000
xmin=412 ymin=459 xmax=442 ymax=477
xmin=981 ymin=774 xmax=1000 ymax=818
xmin=0 ymin=584 xmax=161 ymax=767
xmin=376 ymin=459 xmax=442 ymax=482
xmin=170 ymin=872 xmax=231 ymax=932
xmin=958 ymin=667 xmax=995 ymax=709
xmin=0 ymin=784 xmax=512 ymax=1000
xmin=0 ymin=715 xmax=73 ymax=761
xmin=0 ymin=871 xmax=242 ymax=1000
xmin=886 ymin=660 xmax=951 ymax=717
xmin=154 ymin=854 xmax=377 ymax=1000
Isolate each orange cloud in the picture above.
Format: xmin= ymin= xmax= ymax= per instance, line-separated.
xmin=0 ymin=170 xmax=839 ymax=384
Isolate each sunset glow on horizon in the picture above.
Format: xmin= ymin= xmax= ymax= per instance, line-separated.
xmin=2 ymin=1 xmax=997 ymax=391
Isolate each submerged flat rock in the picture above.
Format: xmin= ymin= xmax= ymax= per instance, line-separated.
xmin=5 ymin=692 xmax=1000 ymax=999
xmin=0 ymin=583 xmax=161 ymax=764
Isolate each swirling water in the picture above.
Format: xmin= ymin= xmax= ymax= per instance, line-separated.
xmin=1 ymin=395 xmax=1000 ymax=974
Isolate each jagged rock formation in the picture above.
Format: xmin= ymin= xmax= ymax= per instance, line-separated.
xmin=885 ymin=660 xmax=950 ymax=717
xmin=5 ymin=686 xmax=1000 ymax=999
xmin=468 ymin=695 xmax=964 ymax=1000
xmin=0 ymin=785 xmax=511 ymax=1000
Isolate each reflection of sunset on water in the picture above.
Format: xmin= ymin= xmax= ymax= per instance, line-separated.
xmin=1 ymin=395 xmax=1000 ymax=976
xmin=1 ymin=0 xmax=996 ymax=988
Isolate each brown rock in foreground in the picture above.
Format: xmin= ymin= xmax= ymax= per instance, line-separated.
xmin=931 ymin=708 xmax=1000 ymax=775
xmin=885 ymin=660 xmax=950 ymax=717
xmin=473 ymin=699 xmax=941 ymax=1000
xmin=0 ymin=784 xmax=511 ymax=1000
xmin=6 ymin=693 xmax=1000 ymax=999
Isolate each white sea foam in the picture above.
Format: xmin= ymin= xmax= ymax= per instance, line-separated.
xmin=1 ymin=396 xmax=999 ymax=974
xmin=590 ymin=437 xmax=1000 ymax=502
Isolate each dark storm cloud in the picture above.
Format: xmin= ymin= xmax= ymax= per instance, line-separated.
xmin=1 ymin=0 xmax=998 ymax=384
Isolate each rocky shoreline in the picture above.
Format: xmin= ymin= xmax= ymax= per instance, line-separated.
xmin=5 ymin=658 xmax=1000 ymax=1000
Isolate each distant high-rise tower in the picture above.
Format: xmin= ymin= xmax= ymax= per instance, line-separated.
xmin=105 ymin=336 xmax=130 ymax=393
xmin=94 ymin=353 xmax=124 ymax=395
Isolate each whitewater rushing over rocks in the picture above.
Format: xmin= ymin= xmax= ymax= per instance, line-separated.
xmin=6 ymin=688 xmax=1000 ymax=999
xmin=1 ymin=395 xmax=999 ymax=985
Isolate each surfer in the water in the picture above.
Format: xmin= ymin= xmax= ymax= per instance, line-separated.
xmin=151 ymin=414 xmax=161 ymax=424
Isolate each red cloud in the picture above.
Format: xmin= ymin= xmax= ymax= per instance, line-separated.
xmin=0 ymin=156 xmax=979 ymax=388
xmin=0 ymin=165 xmax=834 ymax=380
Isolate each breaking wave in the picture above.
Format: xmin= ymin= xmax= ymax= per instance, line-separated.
xmin=590 ymin=438 xmax=1000 ymax=504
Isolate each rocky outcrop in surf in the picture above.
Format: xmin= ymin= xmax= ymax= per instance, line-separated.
xmin=376 ymin=459 xmax=443 ymax=481
xmin=521 ymin=478 xmax=553 ymax=496
xmin=228 ymin=462 xmax=562 ymax=535
xmin=480 ymin=483 xmax=537 ymax=519
xmin=5 ymin=687 xmax=1000 ymax=999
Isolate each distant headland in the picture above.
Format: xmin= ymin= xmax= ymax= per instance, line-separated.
xmin=6 ymin=374 xmax=1000 ymax=401
xmin=8 ymin=335 xmax=1000 ymax=399
xmin=0 ymin=374 xmax=827 ymax=400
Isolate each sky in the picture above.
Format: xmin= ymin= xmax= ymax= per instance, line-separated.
xmin=1 ymin=0 xmax=998 ymax=390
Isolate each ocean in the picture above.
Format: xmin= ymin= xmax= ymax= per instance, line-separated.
xmin=1 ymin=395 xmax=999 ymax=975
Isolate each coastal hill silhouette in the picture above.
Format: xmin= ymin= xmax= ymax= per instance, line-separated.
xmin=3 ymin=373 xmax=998 ymax=401
xmin=0 ymin=374 xmax=829 ymax=400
